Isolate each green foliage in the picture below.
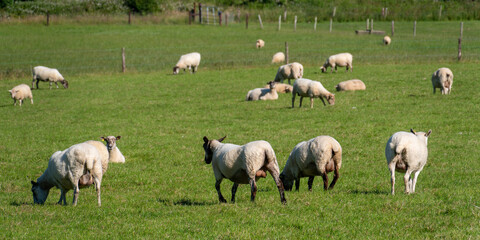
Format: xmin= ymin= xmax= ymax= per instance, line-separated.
xmin=124 ymin=0 xmax=158 ymax=14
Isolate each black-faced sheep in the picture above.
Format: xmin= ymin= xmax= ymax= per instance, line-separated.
xmin=32 ymin=66 xmax=68 ymax=89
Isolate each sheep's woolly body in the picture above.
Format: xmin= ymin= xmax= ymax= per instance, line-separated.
xmin=85 ymin=140 xmax=126 ymax=174
xmin=385 ymin=130 xmax=431 ymax=194
xmin=321 ymin=53 xmax=353 ymax=73
xmin=280 ymin=136 xmax=342 ymax=191
xmin=173 ymin=52 xmax=201 ymax=74
xmin=8 ymin=84 xmax=33 ymax=106
xmin=256 ymin=39 xmax=265 ymax=48
xmin=335 ymin=79 xmax=366 ymax=91
xmin=383 ymin=36 xmax=391 ymax=45
xmin=32 ymin=66 xmax=68 ymax=89
xmin=292 ymin=78 xmax=335 ymax=108
xmin=274 ymin=62 xmax=304 ymax=84
xmin=246 ymin=82 xmax=278 ymax=101
xmin=431 ymin=67 xmax=453 ymax=95
xmin=263 ymin=83 xmax=293 ymax=93
xmin=271 ymin=52 xmax=285 ymax=64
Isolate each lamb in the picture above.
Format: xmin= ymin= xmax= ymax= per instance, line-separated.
xmin=280 ymin=136 xmax=342 ymax=191
xmin=335 ymin=79 xmax=366 ymax=91
xmin=31 ymin=142 xmax=103 ymax=206
xmin=8 ymin=84 xmax=33 ymax=106
xmin=385 ymin=129 xmax=432 ymax=195
xmin=246 ymin=81 xmax=278 ymax=101
xmin=320 ymin=53 xmax=353 ymax=73
xmin=32 ymin=66 xmax=68 ymax=90
xmin=431 ymin=67 xmax=453 ymax=95
xmin=173 ymin=52 xmax=201 ymax=74
xmin=292 ymin=78 xmax=335 ymax=108
xmin=271 ymin=52 xmax=285 ymax=64
xmin=274 ymin=62 xmax=304 ymax=84
xmin=263 ymin=82 xmax=293 ymax=93
xmin=256 ymin=39 xmax=265 ymax=49
xmin=202 ymin=136 xmax=286 ymax=204
xmin=383 ymin=36 xmax=391 ymax=45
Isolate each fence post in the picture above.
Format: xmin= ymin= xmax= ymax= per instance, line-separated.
xmin=225 ymin=13 xmax=228 ymax=26
xmin=413 ymin=21 xmax=417 ymax=37
xmin=294 ymin=15 xmax=297 ymax=31
xmin=278 ymin=15 xmax=281 ymax=31
xmin=458 ymin=38 xmax=462 ymax=61
xmin=385 ymin=8 xmax=388 ymax=19
xmin=128 ymin=10 xmax=131 ymax=24
xmin=314 ymin=17 xmax=317 ymax=31
xmin=371 ymin=19 xmax=373 ymax=31
xmin=206 ymin=7 xmax=209 ymax=24
xmin=193 ymin=2 xmax=196 ymax=21
xmin=246 ymin=14 xmax=249 ymax=29
xmin=460 ymin=22 xmax=463 ymax=39
xmin=122 ymin=48 xmax=126 ymax=73
xmin=332 ymin=7 xmax=336 ymax=17
xmin=438 ymin=5 xmax=443 ymax=20
xmin=258 ymin=14 xmax=263 ymax=29
xmin=213 ymin=8 xmax=216 ymax=25
xmin=391 ymin=20 xmax=394 ymax=36
xmin=284 ymin=10 xmax=287 ymax=21
xmin=285 ymin=42 xmax=289 ymax=64
xmin=330 ymin=18 xmax=332 ymax=32
xmin=366 ymin=19 xmax=369 ymax=30
xmin=199 ymin=3 xmax=202 ymax=23
xmin=219 ymin=12 xmax=222 ymax=26
xmin=46 ymin=11 xmax=50 ymax=26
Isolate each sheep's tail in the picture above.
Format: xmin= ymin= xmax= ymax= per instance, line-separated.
xmin=331 ymin=143 xmax=342 ymax=170
xmin=264 ymin=147 xmax=280 ymax=173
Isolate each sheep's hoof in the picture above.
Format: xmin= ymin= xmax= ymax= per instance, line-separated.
xmin=219 ymin=198 xmax=227 ymax=203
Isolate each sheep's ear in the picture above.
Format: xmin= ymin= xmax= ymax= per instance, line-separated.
xmin=100 ymin=136 xmax=106 ymax=141
xmin=425 ymin=130 xmax=432 ymax=137
xmin=8 ymin=90 xmax=12 ymax=93
xmin=203 ymin=136 xmax=209 ymax=143
xmin=218 ymin=136 xmax=227 ymax=142
xmin=410 ymin=129 xmax=416 ymax=134
xmin=116 ymin=136 xmax=121 ymax=140
xmin=31 ymin=180 xmax=37 ymax=186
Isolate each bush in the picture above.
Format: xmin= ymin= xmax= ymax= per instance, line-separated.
xmin=124 ymin=0 xmax=158 ymax=14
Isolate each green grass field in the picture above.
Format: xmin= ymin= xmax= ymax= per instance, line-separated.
xmin=1 ymin=21 xmax=479 ymax=238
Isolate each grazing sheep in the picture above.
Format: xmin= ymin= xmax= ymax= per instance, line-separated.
xmin=263 ymin=82 xmax=293 ymax=93
xmin=320 ymin=53 xmax=353 ymax=73
xmin=280 ymin=136 xmax=342 ymax=191
xmin=385 ymin=129 xmax=432 ymax=195
xmin=256 ymin=39 xmax=265 ymax=48
xmin=8 ymin=84 xmax=33 ymax=106
xmin=173 ymin=52 xmax=201 ymax=75
xmin=431 ymin=67 xmax=453 ymax=95
xmin=246 ymin=81 xmax=278 ymax=101
xmin=292 ymin=78 xmax=335 ymax=108
xmin=271 ymin=52 xmax=285 ymax=64
xmin=32 ymin=66 xmax=68 ymax=90
xmin=202 ymin=136 xmax=286 ymax=204
xmin=335 ymin=79 xmax=366 ymax=91
xmin=31 ymin=142 xmax=103 ymax=206
xmin=274 ymin=62 xmax=304 ymax=84
xmin=383 ymin=36 xmax=391 ymax=45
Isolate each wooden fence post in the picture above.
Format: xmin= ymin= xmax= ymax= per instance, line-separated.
xmin=391 ymin=20 xmax=394 ymax=36
xmin=413 ymin=21 xmax=417 ymax=37
xmin=314 ymin=17 xmax=317 ymax=31
xmin=371 ymin=19 xmax=373 ymax=31
xmin=258 ymin=14 xmax=263 ymax=29
xmin=458 ymin=38 xmax=462 ymax=61
xmin=128 ymin=10 xmax=131 ymax=24
xmin=284 ymin=10 xmax=287 ymax=21
xmin=219 ymin=12 xmax=222 ymax=26
xmin=278 ymin=15 xmax=281 ymax=31
xmin=439 ymin=5 xmax=443 ymax=20
xmin=225 ymin=13 xmax=228 ymax=26
xmin=294 ymin=15 xmax=297 ymax=31
xmin=460 ymin=22 xmax=463 ymax=39
xmin=122 ymin=48 xmax=126 ymax=73
xmin=330 ymin=18 xmax=332 ymax=32
xmin=246 ymin=14 xmax=249 ymax=29
xmin=199 ymin=3 xmax=202 ymax=23
xmin=332 ymin=7 xmax=336 ymax=17
xmin=366 ymin=19 xmax=369 ymax=30
xmin=46 ymin=11 xmax=50 ymax=26
xmin=285 ymin=42 xmax=289 ymax=64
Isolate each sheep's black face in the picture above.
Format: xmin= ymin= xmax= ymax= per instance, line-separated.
xmin=279 ymin=173 xmax=294 ymax=191
xmin=173 ymin=67 xmax=180 ymax=75
xmin=62 ymin=80 xmax=69 ymax=89
xmin=31 ymin=181 xmax=48 ymax=204
xmin=101 ymin=136 xmax=121 ymax=151
xmin=203 ymin=141 xmax=213 ymax=164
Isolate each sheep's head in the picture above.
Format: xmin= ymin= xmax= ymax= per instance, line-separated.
xmin=267 ymin=81 xmax=276 ymax=90
xmin=320 ymin=66 xmax=327 ymax=73
xmin=8 ymin=89 xmax=19 ymax=99
xmin=279 ymin=173 xmax=294 ymax=191
xmin=101 ymin=136 xmax=121 ymax=151
xmin=410 ymin=129 xmax=432 ymax=145
xmin=173 ymin=66 xmax=180 ymax=75
xmin=284 ymin=86 xmax=292 ymax=93
xmin=327 ymin=93 xmax=335 ymax=105
xmin=61 ymin=80 xmax=69 ymax=89
xmin=31 ymin=181 xmax=49 ymax=204
xmin=203 ymin=136 xmax=226 ymax=164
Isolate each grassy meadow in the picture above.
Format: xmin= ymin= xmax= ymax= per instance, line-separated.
xmin=1 ymin=20 xmax=480 ymax=238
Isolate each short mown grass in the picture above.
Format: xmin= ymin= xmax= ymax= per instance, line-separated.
xmin=0 ymin=21 xmax=479 ymax=238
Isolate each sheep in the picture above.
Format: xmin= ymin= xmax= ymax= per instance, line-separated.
xmin=173 ymin=52 xmax=201 ymax=75
xmin=335 ymin=79 xmax=366 ymax=91
xmin=31 ymin=142 xmax=103 ymax=206
xmin=263 ymin=82 xmax=293 ymax=93
xmin=271 ymin=52 xmax=285 ymax=64
xmin=32 ymin=66 xmax=68 ymax=90
xmin=8 ymin=84 xmax=33 ymax=106
xmin=256 ymin=39 xmax=265 ymax=49
xmin=280 ymin=136 xmax=342 ymax=191
xmin=385 ymin=129 xmax=432 ymax=195
xmin=383 ymin=36 xmax=391 ymax=45
xmin=292 ymin=78 xmax=335 ymax=108
xmin=320 ymin=53 xmax=353 ymax=73
xmin=246 ymin=81 xmax=278 ymax=101
xmin=431 ymin=67 xmax=453 ymax=95
xmin=202 ymin=136 xmax=286 ymax=204
xmin=274 ymin=62 xmax=304 ymax=85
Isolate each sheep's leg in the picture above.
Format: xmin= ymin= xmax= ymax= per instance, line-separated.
xmin=265 ymin=165 xmax=286 ymax=204
xmin=319 ymin=97 xmax=326 ymax=106
xmin=55 ymin=82 xmax=59 ymax=89
xmin=288 ymin=79 xmax=291 ymax=85
xmin=49 ymin=82 xmax=53 ymax=90
xmin=299 ymin=96 xmax=303 ymax=107
xmin=291 ymin=95 xmax=296 ymax=108
xmin=94 ymin=176 xmax=102 ymax=207
xmin=388 ymin=160 xmax=396 ymax=195
xmin=403 ymin=169 xmax=413 ymax=194
xmin=72 ymin=185 xmax=79 ymax=206
xmin=36 ymin=80 xmax=40 ymax=89
xmin=57 ymin=189 xmax=67 ymax=205
xmin=321 ymin=172 xmax=329 ymax=190
xmin=309 ymin=97 xmax=314 ymax=108
xmin=231 ymin=183 xmax=239 ymax=203
xmin=249 ymin=178 xmax=257 ymax=202
xmin=295 ymin=177 xmax=301 ymax=191
xmin=19 ymin=99 xmax=23 ymax=106
xmin=307 ymin=177 xmax=314 ymax=191
xmin=215 ymin=179 xmax=227 ymax=203
xmin=328 ymin=168 xmax=340 ymax=190
xmin=411 ymin=170 xmax=422 ymax=193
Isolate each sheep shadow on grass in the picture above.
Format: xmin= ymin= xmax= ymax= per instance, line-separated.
xmin=158 ymin=198 xmax=216 ymax=206
xmin=349 ymin=189 xmax=389 ymax=195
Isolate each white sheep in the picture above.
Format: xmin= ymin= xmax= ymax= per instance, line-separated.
xmin=431 ymin=67 xmax=453 ymax=95
xmin=202 ymin=136 xmax=286 ymax=204
xmin=263 ymin=82 xmax=293 ymax=93
xmin=292 ymin=78 xmax=335 ymax=108
xmin=335 ymin=79 xmax=366 ymax=91
xmin=8 ymin=84 xmax=33 ymax=106
xmin=256 ymin=39 xmax=265 ymax=49
xmin=385 ymin=129 xmax=432 ymax=195
xmin=271 ymin=52 xmax=285 ymax=64
xmin=383 ymin=36 xmax=391 ymax=45
xmin=173 ymin=52 xmax=201 ymax=74
xmin=246 ymin=81 xmax=278 ymax=101
xmin=320 ymin=53 xmax=353 ymax=73
xmin=31 ymin=142 xmax=103 ymax=206
xmin=280 ymin=136 xmax=342 ymax=192
xmin=274 ymin=62 xmax=304 ymax=84
xmin=32 ymin=66 xmax=68 ymax=89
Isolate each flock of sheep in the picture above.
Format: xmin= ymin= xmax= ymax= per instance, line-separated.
xmin=17 ymin=34 xmax=454 ymax=206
